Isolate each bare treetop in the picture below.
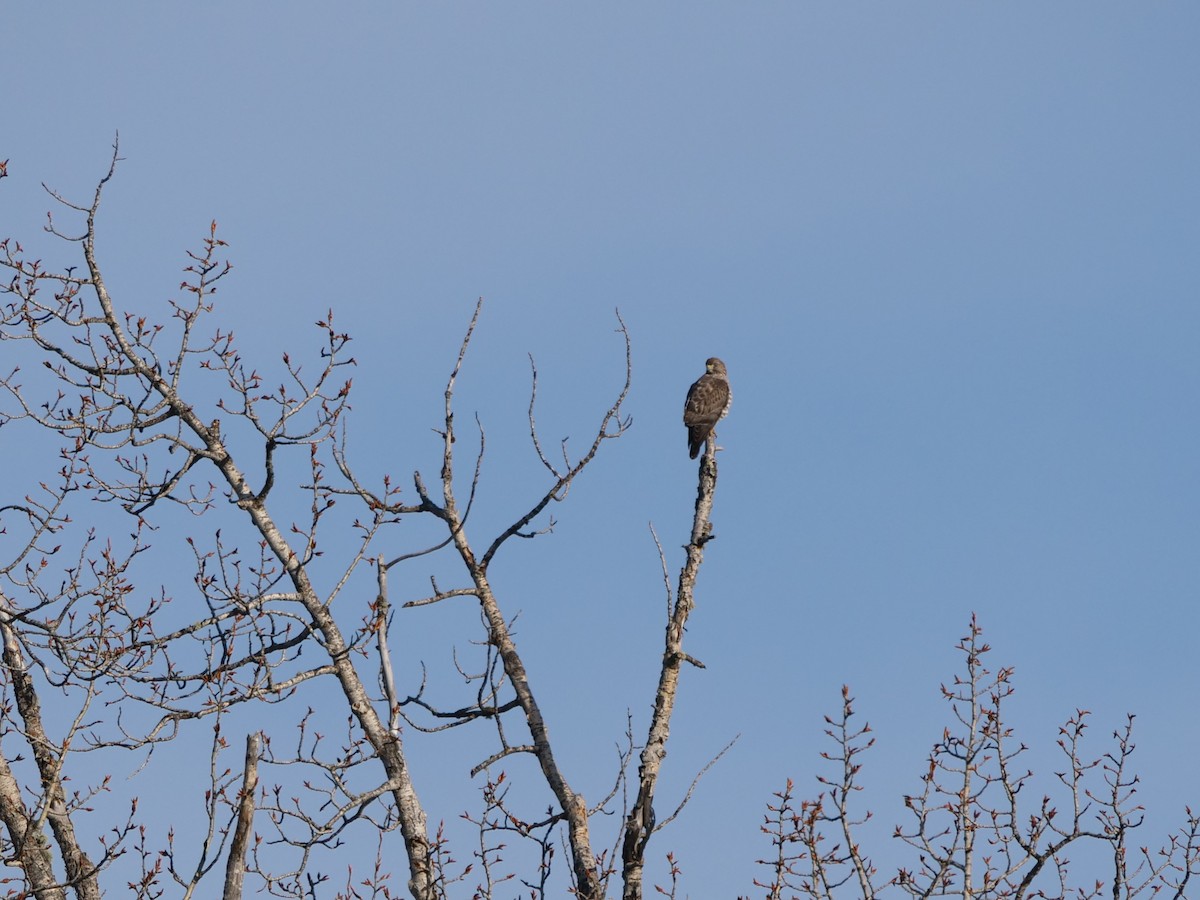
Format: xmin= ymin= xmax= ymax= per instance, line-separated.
xmin=0 ymin=147 xmax=728 ymax=900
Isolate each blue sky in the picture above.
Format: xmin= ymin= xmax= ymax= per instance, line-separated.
xmin=3 ymin=4 xmax=1199 ymax=896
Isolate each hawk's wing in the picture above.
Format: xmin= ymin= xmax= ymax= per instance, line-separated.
xmin=684 ymin=374 xmax=730 ymax=457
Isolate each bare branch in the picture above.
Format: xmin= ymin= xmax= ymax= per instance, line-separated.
xmin=223 ymin=733 xmax=260 ymax=900
xmin=622 ymin=431 xmax=724 ymax=900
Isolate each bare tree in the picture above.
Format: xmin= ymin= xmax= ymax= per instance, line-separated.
xmin=0 ymin=144 xmax=727 ymax=899
xmin=3 ymin=141 xmax=1196 ymax=900
xmin=753 ymin=616 xmax=1200 ymax=899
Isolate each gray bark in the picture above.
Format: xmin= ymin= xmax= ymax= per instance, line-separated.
xmin=622 ymin=438 xmax=721 ymax=900
xmin=222 ymin=733 xmax=260 ymax=900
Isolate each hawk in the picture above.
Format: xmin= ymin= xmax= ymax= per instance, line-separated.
xmin=683 ymin=357 xmax=732 ymax=459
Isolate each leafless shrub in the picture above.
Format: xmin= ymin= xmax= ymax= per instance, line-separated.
xmin=754 ymin=617 xmax=1200 ymax=899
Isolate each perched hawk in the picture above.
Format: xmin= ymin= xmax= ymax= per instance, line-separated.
xmin=683 ymin=357 xmax=732 ymax=459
